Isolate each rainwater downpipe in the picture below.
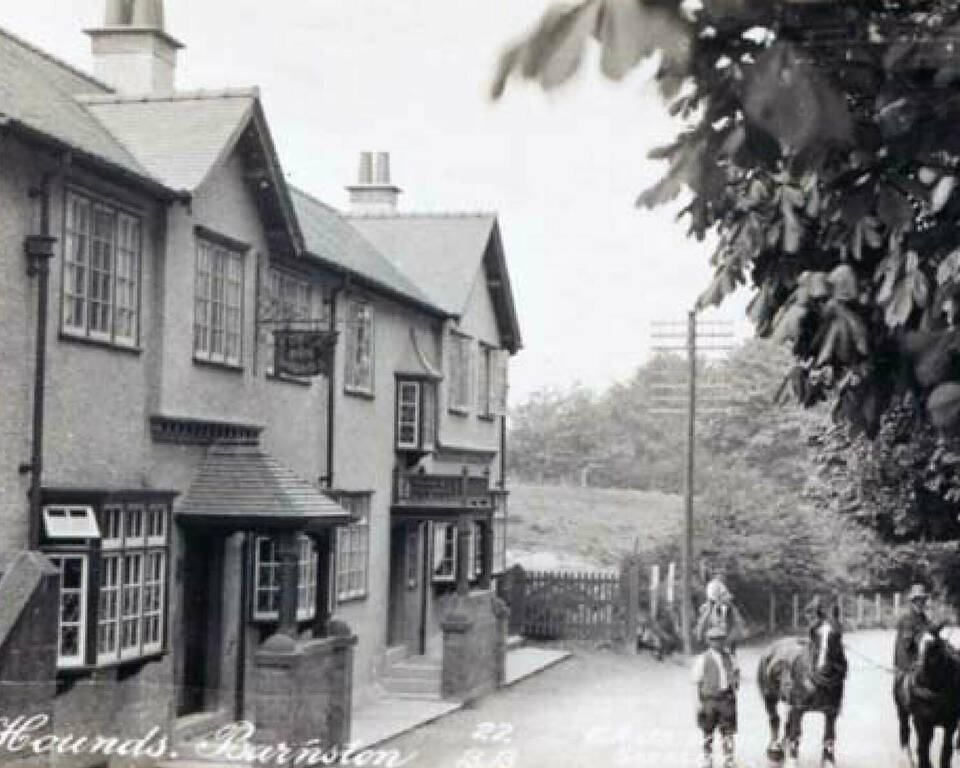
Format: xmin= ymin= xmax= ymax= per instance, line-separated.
xmin=23 ymin=171 xmax=57 ymax=550
xmin=324 ymin=280 xmax=346 ymax=489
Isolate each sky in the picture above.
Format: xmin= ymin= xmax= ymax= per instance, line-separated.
xmin=2 ymin=0 xmax=752 ymax=403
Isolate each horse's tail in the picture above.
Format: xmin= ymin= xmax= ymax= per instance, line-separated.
xmin=757 ymin=648 xmax=777 ymax=704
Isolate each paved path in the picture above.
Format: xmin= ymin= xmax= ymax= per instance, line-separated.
xmin=382 ymin=630 xmax=942 ymax=768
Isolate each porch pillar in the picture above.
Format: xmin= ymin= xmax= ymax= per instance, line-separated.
xmin=479 ymin=517 xmax=493 ymax=591
xmin=456 ymin=514 xmax=471 ymax=596
xmin=276 ymin=531 xmax=300 ymax=639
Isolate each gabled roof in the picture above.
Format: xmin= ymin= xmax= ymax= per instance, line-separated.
xmin=290 ymin=187 xmax=447 ymax=317
xmin=81 ymin=89 xmax=304 ymax=255
xmin=80 ymin=89 xmax=257 ymax=192
xmin=178 ymin=443 xmax=350 ymax=531
xmin=347 ymin=213 xmax=523 ymax=352
xmin=0 ymin=26 xmax=158 ymax=185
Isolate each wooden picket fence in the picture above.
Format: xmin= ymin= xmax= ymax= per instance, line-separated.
xmin=514 ymin=569 xmax=623 ymax=643
xmin=496 ymin=563 xmax=957 ymax=648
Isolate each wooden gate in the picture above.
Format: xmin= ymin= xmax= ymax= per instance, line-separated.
xmin=499 ymin=566 xmax=626 ymax=644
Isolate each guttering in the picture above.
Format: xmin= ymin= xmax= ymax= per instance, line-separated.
xmin=0 ymin=116 xmax=188 ymax=204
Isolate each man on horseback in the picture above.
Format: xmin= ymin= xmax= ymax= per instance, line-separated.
xmin=692 ymin=625 xmax=739 ymax=768
xmin=696 ymin=577 xmax=747 ymax=651
xmin=895 ymin=582 xmax=932 ymax=678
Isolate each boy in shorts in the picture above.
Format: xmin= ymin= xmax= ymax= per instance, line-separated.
xmin=692 ymin=625 xmax=739 ymax=768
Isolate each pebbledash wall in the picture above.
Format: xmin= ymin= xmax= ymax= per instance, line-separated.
xmin=0 ymin=136 xmax=43 ymax=565
xmin=330 ymin=287 xmax=442 ymax=701
xmin=332 ymin=230 xmax=509 ymax=701
xmin=0 ymin=127 xmax=335 ymax=755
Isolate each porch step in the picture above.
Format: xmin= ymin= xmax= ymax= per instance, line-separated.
xmin=384 ymin=644 xmax=409 ymax=666
xmin=379 ymin=673 xmax=441 ymax=698
xmin=380 ymin=652 xmax=442 ymax=699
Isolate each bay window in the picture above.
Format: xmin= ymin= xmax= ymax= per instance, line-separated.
xmin=42 ymin=494 xmax=172 ymax=671
xmin=195 ymin=237 xmax=244 ymax=366
xmin=396 ymin=378 xmax=437 ymax=451
xmin=62 ymin=190 xmax=141 ymax=347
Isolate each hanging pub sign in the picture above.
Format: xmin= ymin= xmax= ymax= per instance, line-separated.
xmin=274 ymin=329 xmax=338 ymax=377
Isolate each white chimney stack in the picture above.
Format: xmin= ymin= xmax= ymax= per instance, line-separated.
xmin=86 ymin=0 xmax=183 ymax=94
xmin=347 ymin=151 xmax=401 ymax=215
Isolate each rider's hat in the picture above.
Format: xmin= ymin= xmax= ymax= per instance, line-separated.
xmin=706 ymin=626 xmax=727 ymax=641
xmin=908 ymin=583 xmax=930 ymax=601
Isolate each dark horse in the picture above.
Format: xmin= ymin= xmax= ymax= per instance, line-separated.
xmin=758 ymin=616 xmax=847 ymax=767
xmin=894 ymin=624 xmax=960 ymax=768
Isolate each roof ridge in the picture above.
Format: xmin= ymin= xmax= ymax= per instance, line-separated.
xmin=78 ymin=86 xmax=260 ymax=105
xmin=0 ymin=24 xmax=113 ymax=93
xmin=345 ymin=210 xmax=497 ymax=220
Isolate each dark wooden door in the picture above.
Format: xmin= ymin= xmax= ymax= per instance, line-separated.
xmin=178 ymin=533 xmax=223 ymax=716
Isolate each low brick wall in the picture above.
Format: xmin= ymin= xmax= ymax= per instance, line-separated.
xmin=0 ymin=552 xmax=60 ymax=768
xmin=252 ymin=623 xmax=356 ymax=748
xmin=440 ymin=591 xmax=508 ymax=702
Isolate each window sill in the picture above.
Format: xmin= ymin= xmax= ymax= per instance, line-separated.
xmin=477 ymin=413 xmax=497 ymax=423
xmin=58 ymin=332 xmax=142 ymax=355
xmin=250 ymin=615 xmax=317 ymax=624
xmin=336 ymin=593 xmax=368 ymax=605
xmin=193 ymin=357 xmax=244 ymax=374
xmin=448 ymin=407 xmax=470 ymax=417
xmin=344 ymin=387 xmax=375 ymax=401
xmin=267 ymin=372 xmax=313 ymax=387
xmin=56 ymin=649 xmax=166 ymax=677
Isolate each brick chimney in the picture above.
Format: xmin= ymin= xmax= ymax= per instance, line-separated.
xmin=347 ymin=152 xmax=402 ymax=214
xmin=85 ymin=0 xmax=183 ymax=94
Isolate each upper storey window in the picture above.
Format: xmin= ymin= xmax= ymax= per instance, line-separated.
xmin=344 ymin=299 xmax=374 ymax=394
xmin=194 ymin=238 xmax=244 ymax=366
xmin=62 ymin=191 xmax=141 ymax=348
xmin=448 ymin=332 xmax=474 ymax=413
xmin=264 ymin=269 xmax=327 ymax=375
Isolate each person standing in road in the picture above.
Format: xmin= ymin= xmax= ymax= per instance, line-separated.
xmin=692 ymin=625 xmax=739 ymax=768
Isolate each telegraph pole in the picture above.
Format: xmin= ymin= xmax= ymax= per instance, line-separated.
xmin=649 ymin=314 xmax=735 ymax=655
xmin=683 ymin=310 xmax=696 ymax=656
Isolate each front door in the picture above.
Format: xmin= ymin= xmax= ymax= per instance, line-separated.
xmin=177 ymin=532 xmax=224 ymax=717
xmin=387 ymin=522 xmax=426 ymax=653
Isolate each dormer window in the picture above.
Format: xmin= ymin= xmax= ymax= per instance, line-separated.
xmin=395 ymin=377 xmax=437 ymax=452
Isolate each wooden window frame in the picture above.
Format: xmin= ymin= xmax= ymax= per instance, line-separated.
xmin=344 ymin=299 xmax=375 ymax=395
xmin=252 ymin=534 xmax=318 ymax=622
xmin=42 ymin=495 xmax=171 ymax=671
xmin=334 ymin=493 xmax=371 ymax=602
xmin=61 ymin=189 xmax=142 ymax=349
xmin=194 ymin=237 xmax=245 ymax=367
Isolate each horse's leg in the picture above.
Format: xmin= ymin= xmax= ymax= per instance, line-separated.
xmin=895 ymin=675 xmax=914 ymax=768
xmin=765 ymin=697 xmax=783 ymax=761
xmin=916 ymin=720 xmax=934 ymax=768
xmin=939 ymin=722 xmax=955 ymax=768
xmin=821 ymin=711 xmax=837 ymax=767
xmin=785 ymin=708 xmax=802 ymax=768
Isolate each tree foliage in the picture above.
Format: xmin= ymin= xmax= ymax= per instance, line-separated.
xmin=509 ymin=340 xmax=880 ymax=601
xmin=494 ymin=0 xmax=960 ymax=513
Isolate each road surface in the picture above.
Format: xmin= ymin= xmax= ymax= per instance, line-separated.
xmin=385 ymin=630 xmax=942 ymax=768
